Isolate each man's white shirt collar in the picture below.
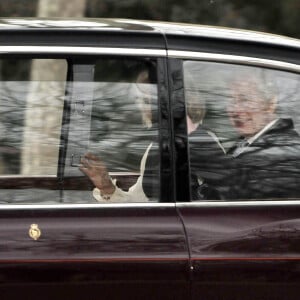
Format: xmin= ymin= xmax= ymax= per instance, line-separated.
xmin=247 ymin=118 xmax=279 ymax=145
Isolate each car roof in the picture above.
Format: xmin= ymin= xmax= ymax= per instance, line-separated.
xmin=0 ymin=17 xmax=299 ymax=50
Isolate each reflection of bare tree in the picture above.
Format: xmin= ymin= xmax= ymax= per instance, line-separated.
xmin=37 ymin=0 xmax=86 ymax=18
xmin=89 ymin=82 xmax=158 ymax=172
xmin=21 ymin=61 xmax=67 ymax=175
xmin=202 ymin=220 xmax=300 ymax=254
xmin=0 ymin=81 xmax=28 ymax=174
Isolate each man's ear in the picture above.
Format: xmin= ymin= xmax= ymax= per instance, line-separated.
xmin=267 ymin=96 xmax=277 ymax=114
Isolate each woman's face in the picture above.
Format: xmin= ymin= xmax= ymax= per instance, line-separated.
xmin=135 ymin=70 xmax=154 ymax=128
xmin=137 ymin=86 xmax=153 ymax=128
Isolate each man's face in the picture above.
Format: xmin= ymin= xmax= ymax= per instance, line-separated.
xmin=227 ymin=82 xmax=275 ymax=137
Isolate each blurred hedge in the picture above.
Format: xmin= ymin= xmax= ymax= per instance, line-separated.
xmin=0 ymin=0 xmax=298 ymax=38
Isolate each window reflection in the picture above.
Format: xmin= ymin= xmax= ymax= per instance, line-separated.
xmin=184 ymin=61 xmax=300 ymax=201
xmin=85 ymin=59 xmax=160 ymax=202
xmin=0 ymin=58 xmax=160 ymax=204
xmin=0 ymin=59 xmax=67 ymax=176
xmin=0 ymin=59 xmax=67 ymax=204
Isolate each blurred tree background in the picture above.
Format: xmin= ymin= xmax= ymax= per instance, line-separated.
xmin=0 ymin=0 xmax=298 ymax=38
xmin=0 ymin=0 xmax=298 ymax=176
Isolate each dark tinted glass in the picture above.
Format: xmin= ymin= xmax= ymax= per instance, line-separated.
xmin=184 ymin=61 xmax=300 ymax=201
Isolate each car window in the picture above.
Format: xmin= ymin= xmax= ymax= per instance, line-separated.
xmin=0 ymin=58 xmax=67 ymax=176
xmin=183 ymin=60 xmax=300 ymax=201
xmin=0 ymin=58 xmax=67 ymax=204
xmin=0 ymin=56 xmax=161 ymax=205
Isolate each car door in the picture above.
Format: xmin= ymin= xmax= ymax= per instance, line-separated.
xmin=0 ymin=48 xmax=190 ymax=299
xmin=168 ymin=41 xmax=300 ymax=300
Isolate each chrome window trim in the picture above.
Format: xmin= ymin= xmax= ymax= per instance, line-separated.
xmin=1 ymin=201 xmax=300 ymax=210
xmin=176 ymin=200 xmax=300 ymax=208
xmin=168 ymin=50 xmax=300 ymax=73
xmin=1 ymin=48 xmax=299 ymax=210
xmin=0 ymin=46 xmax=165 ymax=210
xmin=0 ymin=46 xmax=166 ymax=57
xmin=0 ymin=172 xmax=139 ymax=178
xmin=0 ymin=175 xmax=57 ymax=178
xmin=0 ymin=203 xmax=175 ymax=210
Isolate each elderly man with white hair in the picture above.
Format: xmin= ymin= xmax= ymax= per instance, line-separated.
xmin=227 ymin=73 xmax=300 ymax=200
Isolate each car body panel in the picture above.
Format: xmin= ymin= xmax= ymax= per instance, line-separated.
xmin=0 ymin=17 xmax=299 ymax=299
xmin=0 ymin=205 xmax=189 ymax=299
xmin=0 ymin=18 xmax=299 ymax=50
xmin=168 ymin=36 xmax=300 ymax=297
xmin=177 ymin=202 xmax=300 ymax=299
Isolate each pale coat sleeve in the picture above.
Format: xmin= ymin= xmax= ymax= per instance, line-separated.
xmin=92 ymin=143 xmax=152 ymax=203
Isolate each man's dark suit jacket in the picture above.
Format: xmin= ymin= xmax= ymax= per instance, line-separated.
xmin=229 ymin=118 xmax=300 ymax=200
xmin=142 ymin=126 xmax=229 ymax=201
xmin=142 ymin=118 xmax=300 ymax=201
xmin=189 ymin=126 xmax=229 ymax=200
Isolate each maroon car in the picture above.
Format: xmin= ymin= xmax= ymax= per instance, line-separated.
xmin=0 ymin=18 xmax=300 ymax=299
